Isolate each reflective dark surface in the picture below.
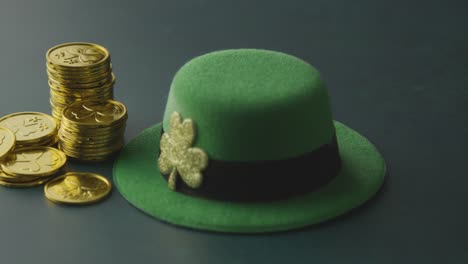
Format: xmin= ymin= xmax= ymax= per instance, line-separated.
xmin=0 ymin=0 xmax=467 ymax=263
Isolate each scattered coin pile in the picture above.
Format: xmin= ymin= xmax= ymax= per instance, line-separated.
xmin=0 ymin=112 xmax=112 ymax=203
xmin=0 ymin=112 xmax=66 ymax=187
xmin=0 ymin=112 xmax=59 ymax=148
xmin=0 ymin=146 xmax=67 ymax=187
xmin=0 ymin=42 xmax=122 ymax=205
xmin=46 ymin=42 xmax=115 ymax=120
xmin=58 ymin=99 xmax=128 ymax=161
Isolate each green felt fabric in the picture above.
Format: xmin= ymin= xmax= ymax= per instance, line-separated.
xmin=114 ymin=121 xmax=386 ymax=233
xmin=163 ymin=49 xmax=334 ymax=161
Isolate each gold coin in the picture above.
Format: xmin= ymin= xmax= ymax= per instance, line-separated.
xmin=44 ymin=172 xmax=112 ymax=204
xmin=62 ymin=99 xmax=127 ymax=126
xmin=39 ymin=135 xmax=58 ymax=147
xmin=57 ymin=136 xmax=123 ymax=148
xmin=48 ymin=76 xmax=115 ymax=91
xmin=0 ymin=177 xmax=51 ymax=188
xmin=58 ymin=133 xmax=124 ymax=145
xmin=0 ymin=167 xmax=51 ymax=187
xmin=58 ymin=136 xmax=123 ymax=148
xmin=0 ymin=112 xmax=58 ymax=147
xmin=1 ymin=147 xmax=67 ymax=177
xmin=0 ymin=169 xmax=43 ymax=183
xmin=0 ymin=127 xmax=15 ymax=160
xmin=50 ymin=86 xmax=114 ymax=98
xmin=50 ymin=83 xmax=113 ymax=95
xmin=46 ymin=42 xmax=110 ymax=69
xmin=59 ymin=121 xmax=126 ymax=135
xmin=51 ymin=112 xmax=62 ymax=121
xmin=46 ymin=63 xmax=112 ymax=78
xmin=46 ymin=59 xmax=111 ymax=74
xmin=58 ymin=153 xmax=112 ymax=162
xmin=50 ymin=91 xmax=113 ymax=104
xmin=48 ymin=73 xmax=114 ymax=89
xmin=58 ymin=142 xmax=123 ymax=154
xmin=47 ymin=68 xmax=111 ymax=83
xmin=50 ymin=85 xmax=114 ymax=96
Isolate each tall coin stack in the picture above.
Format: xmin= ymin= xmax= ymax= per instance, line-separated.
xmin=46 ymin=42 xmax=115 ymax=120
xmin=58 ymin=99 xmax=128 ymax=161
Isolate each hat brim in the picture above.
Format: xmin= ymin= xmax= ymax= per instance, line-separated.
xmin=113 ymin=121 xmax=386 ymax=233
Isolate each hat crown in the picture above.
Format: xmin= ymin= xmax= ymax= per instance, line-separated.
xmin=163 ymin=49 xmax=335 ymax=161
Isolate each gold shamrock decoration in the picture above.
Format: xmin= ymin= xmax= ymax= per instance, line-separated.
xmin=158 ymin=112 xmax=208 ymax=191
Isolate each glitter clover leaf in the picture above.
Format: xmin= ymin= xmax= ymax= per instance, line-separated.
xmin=158 ymin=112 xmax=208 ymax=191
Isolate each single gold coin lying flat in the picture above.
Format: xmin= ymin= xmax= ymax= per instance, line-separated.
xmin=44 ymin=172 xmax=112 ymax=205
xmin=0 ymin=127 xmax=15 ymax=160
xmin=46 ymin=42 xmax=109 ymax=69
xmin=1 ymin=147 xmax=67 ymax=177
xmin=62 ymin=99 xmax=127 ymax=126
xmin=0 ymin=112 xmax=58 ymax=147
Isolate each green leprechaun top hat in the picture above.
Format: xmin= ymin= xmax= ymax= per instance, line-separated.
xmin=113 ymin=49 xmax=386 ymax=233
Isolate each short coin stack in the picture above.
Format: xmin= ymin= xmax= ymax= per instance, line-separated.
xmin=0 ymin=112 xmax=113 ymax=203
xmin=58 ymin=99 xmax=128 ymax=161
xmin=0 ymin=112 xmax=67 ymax=187
xmin=0 ymin=146 xmax=67 ymax=187
xmin=46 ymin=42 xmax=115 ymax=120
xmin=0 ymin=112 xmax=59 ymax=148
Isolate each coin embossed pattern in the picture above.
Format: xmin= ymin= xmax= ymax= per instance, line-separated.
xmin=47 ymin=43 xmax=109 ymax=68
xmin=0 ymin=146 xmax=67 ymax=187
xmin=46 ymin=42 xmax=116 ymax=120
xmin=44 ymin=172 xmax=112 ymax=205
xmin=58 ymin=99 xmax=127 ymax=161
xmin=0 ymin=112 xmax=58 ymax=148
xmin=0 ymin=127 xmax=15 ymax=160
xmin=1 ymin=147 xmax=67 ymax=177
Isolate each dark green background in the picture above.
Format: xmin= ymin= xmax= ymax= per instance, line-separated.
xmin=0 ymin=0 xmax=467 ymax=263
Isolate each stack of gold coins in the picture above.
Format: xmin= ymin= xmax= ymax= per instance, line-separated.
xmin=0 ymin=112 xmax=59 ymax=148
xmin=0 ymin=146 xmax=67 ymax=187
xmin=46 ymin=42 xmax=115 ymax=120
xmin=58 ymin=99 xmax=127 ymax=161
xmin=0 ymin=112 xmax=66 ymax=187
